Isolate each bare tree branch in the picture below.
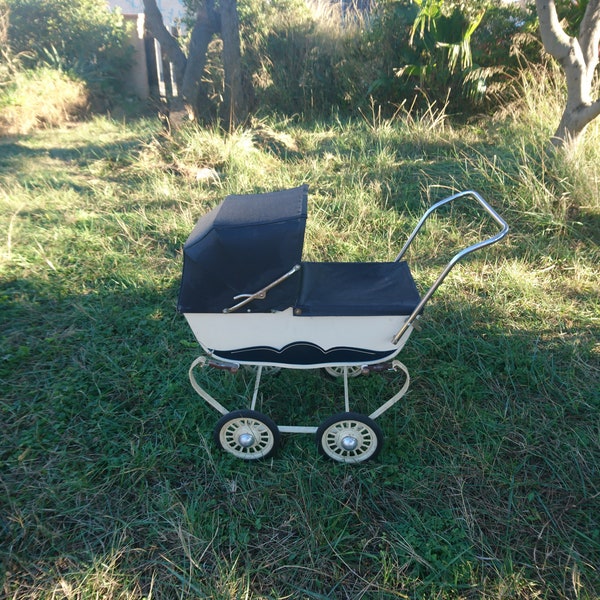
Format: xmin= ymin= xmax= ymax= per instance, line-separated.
xmin=580 ymin=99 xmax=600 ymax=124
xmin=535 ymin=0 xmax=572 ymax=57
xmin=579 ymin=0 xmax=600 ymax=81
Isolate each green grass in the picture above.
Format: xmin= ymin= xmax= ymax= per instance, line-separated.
xmin=1 ymin=97 xmax=599 ymax=599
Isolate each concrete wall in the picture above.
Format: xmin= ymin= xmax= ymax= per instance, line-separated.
xmin=106 ymin=2 xmax=185 ymax=100
xmin=122 ymin=13 xmax=150 ymax=99
xmin=106 ymin=0 xmax=185 ymax=25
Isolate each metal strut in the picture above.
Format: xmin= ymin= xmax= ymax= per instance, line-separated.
xmin=188 ymin=356 xmax=412 ymax=434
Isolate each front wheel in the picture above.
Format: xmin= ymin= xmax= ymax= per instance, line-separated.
xmin=213 ymin=410 xmax=280 ymax=460
xmin=316 ymin=412 xmax=383 ymax=464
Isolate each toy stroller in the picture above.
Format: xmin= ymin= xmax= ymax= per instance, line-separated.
xmin=178 ymin=185 xmax=508 ymax=463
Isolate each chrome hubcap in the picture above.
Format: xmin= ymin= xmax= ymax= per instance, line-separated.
xmin=218 ymin=414 xmax=277 ymax=460
xmin=341 ymin=435 xmax=359 ymax=451
xmin=238 ymin=432 xmax=255 ymax=448
xmin=318 ymin=415 xmax=380 ymax=463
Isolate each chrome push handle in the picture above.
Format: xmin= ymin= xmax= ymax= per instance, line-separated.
xmin=392 ymin=190 xmax=509 ymax=345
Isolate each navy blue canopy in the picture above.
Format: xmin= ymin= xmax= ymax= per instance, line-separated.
xmin=178 ymin=185 xmax=308 ymax=313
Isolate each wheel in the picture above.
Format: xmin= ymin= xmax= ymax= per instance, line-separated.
xmin=322 ymin=365 xmax=363 ymax=379
xmin=316 ymin=412 xmax=383 ymax=463
xmin=213 ymin=409 xmax=280 ymax=460
xmin=243 ymin=365 xmax=282 ymax=375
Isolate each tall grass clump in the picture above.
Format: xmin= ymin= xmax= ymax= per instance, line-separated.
xmin=5 ymin=0 xmax=133 ymax=102
xmin=0 ymin=65 xmax=88 ymax=135
xmin=490 ymin=59 xmax=600 ymax=233
xmin=500 ymin=58 xmax=567 ymax=146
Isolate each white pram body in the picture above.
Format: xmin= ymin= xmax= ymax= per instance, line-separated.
xmin=184 ymin=308 xmax=411 ymax=368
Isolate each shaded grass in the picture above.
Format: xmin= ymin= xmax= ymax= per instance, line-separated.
xmin=1 ymin=107 xmax=599 ymax=599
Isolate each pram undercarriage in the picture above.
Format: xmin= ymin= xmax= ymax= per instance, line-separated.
xmin=178 ymin=187 xmax=509 ymax=463
xmin=189 ymin=356 xmax=411 ymax=462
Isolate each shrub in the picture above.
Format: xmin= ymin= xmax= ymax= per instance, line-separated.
xmin=358 ymin=0 xmax=420 ymax=112
xmin=0 ymin=67 xmax=89 ymax=135
xmin=133 ymin=0 xmax=544 ymax=120
xmin=362 ymin=0 xmax=538 ymax=116
xmin=233 ymin=0 xmax=373 ymax=116
xmin=470 ymin=2 xmax=540 ymax=107
xmin=5 ymin=0 xmax=132 ymax=102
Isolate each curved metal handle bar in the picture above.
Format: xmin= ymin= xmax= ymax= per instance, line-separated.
xmin=392 ymin=190 xmax=509 ymax=345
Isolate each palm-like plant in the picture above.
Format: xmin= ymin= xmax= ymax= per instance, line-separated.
xmin=396 ymin=0 xmax=492 ymax=107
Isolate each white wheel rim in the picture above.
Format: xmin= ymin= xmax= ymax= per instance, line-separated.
xmin=320 ymin=418 xmax=379 ymax=463
xmin=219 ymin=416 xmax=275 ymax=460
xmin=324 ymin=366 xmax=363 ymax=378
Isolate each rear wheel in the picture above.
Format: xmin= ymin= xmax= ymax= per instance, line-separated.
xmin=244 ymin=365 xmax=281 ymax=375
xmin=316 ymin=412 xmax=383 ymax=463
xmin=214 ymin=410 xmax=280 ymax=460
xmin=322 ymin=365 xmax=363 ymax=379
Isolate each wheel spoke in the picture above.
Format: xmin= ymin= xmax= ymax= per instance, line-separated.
xmin=323 ymin=366 xmax=363 ymax=378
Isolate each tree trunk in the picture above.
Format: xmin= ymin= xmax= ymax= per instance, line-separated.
xmin=535 ymin=0 xmax=600 ymax=147
xmin=0 ymin=2 xmax=8 ymax=47
xmin=142 ymin=0 xmax=186 ymax=85
xmin=220 ymin=0 xmax=248 ymax=129
xmin=182 ymin=0 xmax=220 ymax=121
xmin=144 ymin=0 xmax=253 ymax=127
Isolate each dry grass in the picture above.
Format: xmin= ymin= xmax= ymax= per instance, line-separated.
xmin=0 ymin=67 xmax=88 ymax=135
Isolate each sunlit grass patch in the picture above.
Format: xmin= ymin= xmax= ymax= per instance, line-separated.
xmin=0 ymin=67 xmax=88 ymax=135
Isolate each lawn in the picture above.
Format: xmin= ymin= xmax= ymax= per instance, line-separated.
xmin=1 ymin=108 xmax=599 ymax=598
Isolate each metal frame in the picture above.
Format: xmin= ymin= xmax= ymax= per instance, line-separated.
xmin=223 ymin=264 xmax=302 ymax=313
xmin=189 ymin=357 xmax=410 ymax=434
